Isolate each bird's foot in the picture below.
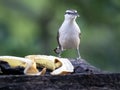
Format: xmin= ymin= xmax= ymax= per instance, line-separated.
xmin=58 ymin=54 xmax=61 ymax=58
xmin=76 ymin=56 xmax=82 ymax=60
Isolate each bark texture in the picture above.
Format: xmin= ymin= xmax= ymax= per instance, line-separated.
xmin=0 ymin=58 xmax=120 ymax=90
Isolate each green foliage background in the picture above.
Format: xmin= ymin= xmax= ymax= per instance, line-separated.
xmin=0 ymin=0 xmax=120 ymax=72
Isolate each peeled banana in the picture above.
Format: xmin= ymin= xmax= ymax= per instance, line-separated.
xmin=0 ymin=55 xmax=74 ymax=75
xmin=25 ymin=55 xmax=74 ymax=75
xmin=25 ymin=55 xmax=62 ymax=70
xmin=0 ymin=56 xmax=46 ymax=75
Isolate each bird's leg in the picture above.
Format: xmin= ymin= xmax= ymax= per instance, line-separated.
xmin=58 ymin=47 xmax=63 ymax=58
xmin=58 ymin=52 xmax=62 ymax=57
xmin=76 ymin=48 xmax=81 ymax=60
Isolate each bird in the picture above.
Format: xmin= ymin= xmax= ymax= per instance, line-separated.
xmin=54 ymin=9 xmax=81 ymax=59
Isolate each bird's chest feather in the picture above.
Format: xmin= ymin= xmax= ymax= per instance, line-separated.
xmin=59 ymin=24 xmax=80 ymax=49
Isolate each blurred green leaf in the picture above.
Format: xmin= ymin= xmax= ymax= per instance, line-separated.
xmin=0 ymin=0 xmax=120 ymax=72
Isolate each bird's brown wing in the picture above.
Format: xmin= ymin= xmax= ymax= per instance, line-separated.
xmin=54 ymin=31 xmax=61 ymax=54
xmin=57 ymin=31 xmax=61 ymax=48
xmin=79 ymin=33 xmax=81 ymax=39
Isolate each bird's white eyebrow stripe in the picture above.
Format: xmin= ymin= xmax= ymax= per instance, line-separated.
xmin=65 ymin=10 xmax=78 ymax=15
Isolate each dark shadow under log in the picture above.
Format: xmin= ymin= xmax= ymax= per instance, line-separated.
xmin=0 ymin=58 xmax=120 ymax=90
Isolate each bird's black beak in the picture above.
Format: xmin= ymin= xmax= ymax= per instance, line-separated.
xmin=74 ymin=13 xmax=79 ymax=17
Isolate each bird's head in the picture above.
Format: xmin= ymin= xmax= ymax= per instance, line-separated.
xmin=64 ymin=9 xmax=79 ymax=20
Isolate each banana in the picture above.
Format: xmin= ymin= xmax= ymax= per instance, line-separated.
xmin=25 ymin=55 xmax=62 ymax=70
xmin=0 ymin=56 xmax=46 ymax=75
xmin=25 ymin=55 xmax=74 ymax=75
xmin=0 ymin=56 xmax=30 ymax=67
xmin=0 ymin=55 xmax=74 ymax=75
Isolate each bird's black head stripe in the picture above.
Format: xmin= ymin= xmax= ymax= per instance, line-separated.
xmin=65 ymin=10 xmax=78 ymax=15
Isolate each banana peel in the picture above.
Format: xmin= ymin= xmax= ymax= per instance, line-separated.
xmin=51 ymin=58 xmax=74 ymax=75
xmin=0 ymin=55 xmax=74 ymax=75
xmin=0 ymin=56 xmax=46 ymax=75
xmin=25 ymin=55 xmax=74 ymax=75
xmin=0 ymin=56 xmax=27 ymax=67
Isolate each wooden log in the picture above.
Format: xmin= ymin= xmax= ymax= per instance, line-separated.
xmin=0 ymin=73 xmax=120 ymax=90
xmin=0 ymin=58 xmax=120 ymax=90
xmin=70 ymin=58 xmax=102 ymax=73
